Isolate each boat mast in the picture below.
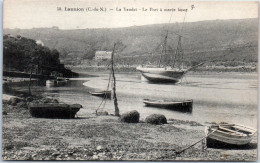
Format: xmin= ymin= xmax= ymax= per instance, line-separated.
xmin=158 ymin=11 xmax=173 ymax=68
xmin=111 ymin=43 xmax=120 ymax=116
xmin=172 ymin=35 xmax=184 ymax=69
xmin=158 ymin=31 xmax=168 ymax=68
xmin=172 ymin=12 xmax=186 ymax=69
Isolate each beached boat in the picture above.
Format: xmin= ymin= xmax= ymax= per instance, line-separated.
xmin=143 ymin=99 xmax=193 ymax=112
xmin=46 ymin=77 xmax=68 ymax=87
xmin=136 ymin=15 xmax=203 ymax=83
xmin=205 ymin=123 xmax=256 ymax=147
xmin=55 ymin=77 xmax=67 ymax=86
xmin=29 ymin=103 xmax=82 ymax=118
xmin=89 ymin=90 xmax=111 ymax=99
xmin=137 ymin=63 xmax=203 ymax=83
xmin=139 ymin=69 xmax=185 ymax=83
xmin=46 ymin=80 xmax=55 ymax=86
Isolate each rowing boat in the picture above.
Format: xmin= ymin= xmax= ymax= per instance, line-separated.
xmin=29 ymin=103 xmax=82 ymax=119
xmin=89 ymin=90 xmax=111 ymax=99
xmin=143 ymin=99 xmax=193 ymax=112
xmin=205 ymin=123 xmax=256 ymax=147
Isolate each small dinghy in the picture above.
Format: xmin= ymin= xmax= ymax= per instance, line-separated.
xmin=143 ymin=99 xmax=193 ymax=112
xmin=89 ymin=90 xmax=111 ymax=99
xmin=205 ymin=123 xmax=256 ymax=147
xmin=29 ymin=103 xmax=82 ymax=119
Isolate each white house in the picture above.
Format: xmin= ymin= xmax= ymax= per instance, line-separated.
xmin=95 ymin=51 xmax=112 ymax=60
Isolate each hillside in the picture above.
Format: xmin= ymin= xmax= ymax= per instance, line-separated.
xmin=3 ymin=18 xmax=258 ymax=67
xmin=3 ymin=35 xmax=78 ymax=77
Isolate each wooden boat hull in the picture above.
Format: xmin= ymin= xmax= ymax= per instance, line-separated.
xmin=89 ymin=90 xmax=111 ymax=99
xmin=137 ymin=67 xmax=185 ymax=83
xmin=46 ymin=79 xmax=67 ymax=87
xmin=143 ymin=99 xmax=193 ymax=113
xmin=205 ymin=124 xmax=256 ymax=147
xmin=136 ymin=63 xmax=204 ymax=83
xmin=141 ymin=73 xmax=180 ymax=83
xmin=29 ymin=103 xmax=82 ymax=119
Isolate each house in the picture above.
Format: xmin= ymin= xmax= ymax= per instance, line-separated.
xmin=95 ymin=51 xmax=112 ymax=60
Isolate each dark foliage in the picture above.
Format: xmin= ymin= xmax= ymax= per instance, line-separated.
xmin=3 ymin=35 xmax=78 ymax=77
xmin=3 ymin=35 xmax=60 ymax=73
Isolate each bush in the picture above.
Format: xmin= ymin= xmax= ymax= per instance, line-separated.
xmin=119 ymin=110 xmax=140 ymax=123
xmin=145 ymin=114 xmax=167 ymax=125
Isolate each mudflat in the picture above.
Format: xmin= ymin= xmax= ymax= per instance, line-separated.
xmin=2 ymin=103 xmax=257 ymax=161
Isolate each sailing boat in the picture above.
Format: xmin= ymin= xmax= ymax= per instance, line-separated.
xmin=136 ymin=18 xmax=203 ymax=83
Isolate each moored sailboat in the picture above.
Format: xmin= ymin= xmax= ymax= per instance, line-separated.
xmin=137 ymin=15 xmax=203 ymax=83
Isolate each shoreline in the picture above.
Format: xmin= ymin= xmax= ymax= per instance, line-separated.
xmin=2 ymin=72 xmax=257 ymax=161
xmin=2 ymin=104 xmax=257 ymax=161
xmin=69 ymin=63 xmax=257 ymax=73
xmin=2 ymin=94 xmax=257 ymax=161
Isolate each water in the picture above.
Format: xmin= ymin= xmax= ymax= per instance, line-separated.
xmin=30 ymin=72 xmax=258 ymax=128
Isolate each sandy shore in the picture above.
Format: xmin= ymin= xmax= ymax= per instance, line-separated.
xmin=2 ymin=95 xmax=257 ymax=161
xmin=2 ymin=74 xmax=257 ymax=161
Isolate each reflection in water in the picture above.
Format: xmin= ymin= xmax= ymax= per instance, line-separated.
xmin=28 ymin=72 xmax=257 ymax=129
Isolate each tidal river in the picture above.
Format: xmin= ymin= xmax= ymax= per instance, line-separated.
xmin=33 ymin=72 xmax=258 ymax=128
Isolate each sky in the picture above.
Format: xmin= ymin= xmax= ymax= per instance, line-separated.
xmin=3 ymin=0 xmax=258 ymax=29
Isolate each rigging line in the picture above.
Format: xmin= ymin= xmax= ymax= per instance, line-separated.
xmin=160 ymin=11 xmax=173 ymax=67
xmin=106 ymin=66 xmax=112 ymax=91
xmin=96 ymin=68 xmax=112 ymax=112
xmin=180 ymin=12 xmax=187 ymax=35
xmin=167 ymin=10 xmax=174 ymax=29
xmin=96 ymin=96 xmax=105 ymax=112
xmin=101 ymin=68 xmax=112 ymax=110
xmin=102 ymin=96 xmax=108 ymax=110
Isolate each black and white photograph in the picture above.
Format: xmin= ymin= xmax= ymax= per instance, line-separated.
xmin=2 ymin=0 xmax=258 ymax=161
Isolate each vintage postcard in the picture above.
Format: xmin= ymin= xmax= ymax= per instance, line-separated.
xmin=2 ymin=0 xmax=258 ymax=161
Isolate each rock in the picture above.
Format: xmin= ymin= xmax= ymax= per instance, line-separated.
xmin=43 ymin=98 xmax=52 ymax=103
xmin=17 ymin=101 xmax=28 ymax=109
xmin=52 ymin=99 xmax=59 ymax=103
xmin=19 ymin=94 xmax=26 ymax=98
xmin=93 ymin=155 xmax=99 ymax=160
xmin=119 ymin=110 xmax=140 ymax=123
xmin=26 ymin=97 xmax=34 ymax=102
xmin=8 ymin=97 xmax=22 ymax=106
xmin=96 ymin=146 xmax=103 ymax=151
xmin=145 ymin=114 xmax=167 ymax=125
xmin=52 ymin=152 xmax=60 ymax=157
xmin=2 ymin=111 xmax=7 ymax=115
xmin=20 ymin=109 xmax=29 ymax=115
xmin=42 ymin=98 xmax=59 ymax=103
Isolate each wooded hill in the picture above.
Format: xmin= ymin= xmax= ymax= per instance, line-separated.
xmin=3 ymin=18 xmax=258 ymax=67
xmin=3 ymin=35 xmax=78 ymax=77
